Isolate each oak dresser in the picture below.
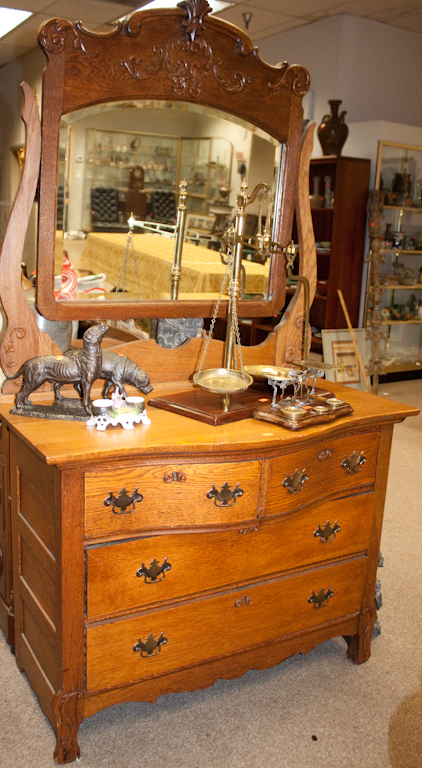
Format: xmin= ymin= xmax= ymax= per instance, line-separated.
xmin=0 ymin=380 xmax=417 ymax=762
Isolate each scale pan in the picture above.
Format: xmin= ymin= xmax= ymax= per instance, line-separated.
xmin=244 ymin=365 xmax=292 ymax=382
xmin=193 ymin=368 xmax=253 ymax=394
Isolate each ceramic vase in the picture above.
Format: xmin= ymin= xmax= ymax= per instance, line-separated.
xmin=317 ymin=100 xmax=349 ymax=156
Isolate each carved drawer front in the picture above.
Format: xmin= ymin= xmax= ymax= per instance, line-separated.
xmin=85 ymin=556 xmax=366 ymax=691
xmin=86 ymin=493 xmax=374 ymax=620
xmin=84 ymin=460 xmax=262 ymax=537
xmin=266 ymin=431 xmax=379 ymax=516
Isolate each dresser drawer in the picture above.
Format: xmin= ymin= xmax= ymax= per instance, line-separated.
xmin=85 ymin=556 xmax=366 ymax=691
xmin=84 ymin=460 xmax=262 ymax=537
xmin=266 ymin=431 xmax=379 ymax=516
xmin=86 ymin=493 xmax=374 ymax=619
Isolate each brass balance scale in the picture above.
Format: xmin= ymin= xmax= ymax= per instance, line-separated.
xmin=150 ymin=181 xmax=352 ymax=428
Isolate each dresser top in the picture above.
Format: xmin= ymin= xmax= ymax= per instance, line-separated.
xmin=0 ymin=380 xmax=418 ymax=467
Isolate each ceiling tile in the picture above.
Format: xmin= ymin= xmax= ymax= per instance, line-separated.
xmin=241 ymin=0 xmax=357 ymax=15
xmin=0 ymin=1 xmax=56 ymax=11
xmin=252 ymin=17 xmax=310 ymax=41
xmin=43 ymin=0 xmax=133 ymax=24
xmin=0 ymin=13 xmax=48 ymax=47
xmin=326 ymin=0 xmax=422 ymax=20
xmin=387 ymin=10 xmax=422 ymax=31
xmin=214 ymin=3 xmax=294 ymax=33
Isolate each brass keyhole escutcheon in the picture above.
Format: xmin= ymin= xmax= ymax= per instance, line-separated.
xmin=234 ymin=596 xmax=253 ymax=608
xmin=163 ymin=471 xmax=186 ymax=483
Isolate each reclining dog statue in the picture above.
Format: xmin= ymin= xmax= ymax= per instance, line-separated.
xmin=8 ymin=323 xmax=109 ymax=414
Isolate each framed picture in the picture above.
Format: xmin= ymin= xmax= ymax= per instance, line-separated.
xmin=186 ymin=214 xmax=215 ymax=232
xmin=322 ymin=328 xmax=369 ymax=391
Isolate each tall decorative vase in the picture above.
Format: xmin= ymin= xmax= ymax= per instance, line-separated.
xmin=317 ymin=100 xmax=349 ymax=156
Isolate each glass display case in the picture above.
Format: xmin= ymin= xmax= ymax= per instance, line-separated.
xmin=81 ymin=129 xmax=232 ymax=229
xmin=366 ymin=141 xmax=422 ymax=372
xmin=82 ymin=128 xmax=179 ymax=230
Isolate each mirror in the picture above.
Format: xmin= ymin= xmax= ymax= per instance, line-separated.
xmin=56 ymin=100 xmax=281 ymax=305
xmin=36 ymin=0 xmax=309 ymax=322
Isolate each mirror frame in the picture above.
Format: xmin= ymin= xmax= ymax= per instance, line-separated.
xmin=36 ymin=0 xmax=310 ymax=321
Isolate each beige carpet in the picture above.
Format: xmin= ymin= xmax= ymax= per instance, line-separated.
xmin=1 ymin=379 xmax=421 ymax=768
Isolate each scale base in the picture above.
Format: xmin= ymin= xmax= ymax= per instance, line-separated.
xmin=253 ymin=398 xmax=353 ymax=430
xmin=148 ymin=386 xmax=272 ymax=425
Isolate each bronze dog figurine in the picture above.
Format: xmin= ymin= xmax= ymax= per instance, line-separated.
xmin=54 ymin=349 xmax=152 ymax=400
xmin=9 ymin=323 xmax=109 ymax=414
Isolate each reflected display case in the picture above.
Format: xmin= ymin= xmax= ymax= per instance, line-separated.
xmin=366 ymin=141 xmax=422 ymax=372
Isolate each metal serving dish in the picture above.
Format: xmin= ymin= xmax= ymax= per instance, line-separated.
xmin=193 ymin=368 xmax=253 ymax=395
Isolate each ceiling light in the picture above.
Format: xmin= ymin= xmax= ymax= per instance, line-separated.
xmin=0 ymin=7 xmax=32 ymax=39
xmin=129 ymin=1 xmax=233 ymax=13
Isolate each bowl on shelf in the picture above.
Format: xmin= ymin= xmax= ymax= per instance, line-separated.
xmin=316 ymin=280 xmax=328 ymax=296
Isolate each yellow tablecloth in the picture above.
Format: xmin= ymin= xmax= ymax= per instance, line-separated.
xmin=79 ymin=232 xmax=269 ymax=296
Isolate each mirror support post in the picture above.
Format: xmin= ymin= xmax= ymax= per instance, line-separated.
xmin=170 ymin=181 xmax=188 ymax=300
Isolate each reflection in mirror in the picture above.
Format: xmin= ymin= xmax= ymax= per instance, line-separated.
xmin=56 ymin=100 xmax=281 ymax=305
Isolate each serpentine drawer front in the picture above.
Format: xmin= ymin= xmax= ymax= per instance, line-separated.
xmin=84 ymin=460 xmax=262 ymax=537
xmin=266 ymin=431 xmax=379 ymax=516
xmin=85 ymin=556 xmax=366 ymax=691
xmin=86 ymin=493 xmax=374 ymax=620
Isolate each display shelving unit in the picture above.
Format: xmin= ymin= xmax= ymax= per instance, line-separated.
xmin=365 ymin=141 xmax=422 ymax=373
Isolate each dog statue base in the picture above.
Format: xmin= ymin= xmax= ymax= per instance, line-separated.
xmin=9 ymin=397 xmax=93 ymax=421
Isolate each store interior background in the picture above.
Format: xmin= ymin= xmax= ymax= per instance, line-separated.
xmin=1 ymin=2 xmax=422 ymax=365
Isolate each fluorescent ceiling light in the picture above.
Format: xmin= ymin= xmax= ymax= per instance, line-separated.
xmin=130 ymin=1 xmax=233 ymax=13
xmin=0 ymin=7 xmax=32 ymax=39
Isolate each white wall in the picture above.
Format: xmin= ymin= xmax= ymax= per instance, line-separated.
xmin=257 ymin=14 xmax=422 ymax=148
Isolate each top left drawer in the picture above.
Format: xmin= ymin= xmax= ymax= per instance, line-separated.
xmin=84 ymin=460 xmax=262 ymax=538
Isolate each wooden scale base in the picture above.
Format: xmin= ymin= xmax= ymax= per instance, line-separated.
xmin=149 ymin=384 xmax=352 ymax=429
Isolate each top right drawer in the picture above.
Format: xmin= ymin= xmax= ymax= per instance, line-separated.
xmin=266 ymin=430 xmax=379 ymax=516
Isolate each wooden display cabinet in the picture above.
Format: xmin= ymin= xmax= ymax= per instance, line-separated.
xmin=309 ymin=156 xmax=370 ymax=337
xmin=245 ymin=156 xmax=370 ymax=348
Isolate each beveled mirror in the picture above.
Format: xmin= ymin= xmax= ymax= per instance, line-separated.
xmin=36 ymin=0 xmax=310 ymax=322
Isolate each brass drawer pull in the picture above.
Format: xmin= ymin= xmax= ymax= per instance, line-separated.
xmin=318 ymin=448 xmax=332 ymax=461
xmin=133 ymin=632 xmax=167 ymax=657
xmin=282 ymin=468 xmax=308 ymax=494
xmin=234 ymin=596 xmax=253 ymax=608
xmin=136 ymin=558 xmax=172 ymax=583
xmin=103 ymin=486 xmax=143 ymax=514
xmin=308 ymin=587 xmax=334 ymax=609
xmin=314 ymin=520 xmax=341 ymax=543
xmin=206 ymin=481 xmax=244 ymax=507
xmin=341 ymin=451 xmax=366 ymax=474
xmin=163 ymin=471 xmax=186 ymax=483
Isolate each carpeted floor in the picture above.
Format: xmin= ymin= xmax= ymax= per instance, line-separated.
xmin=1 ymin=379 xmax=421 ymax=768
